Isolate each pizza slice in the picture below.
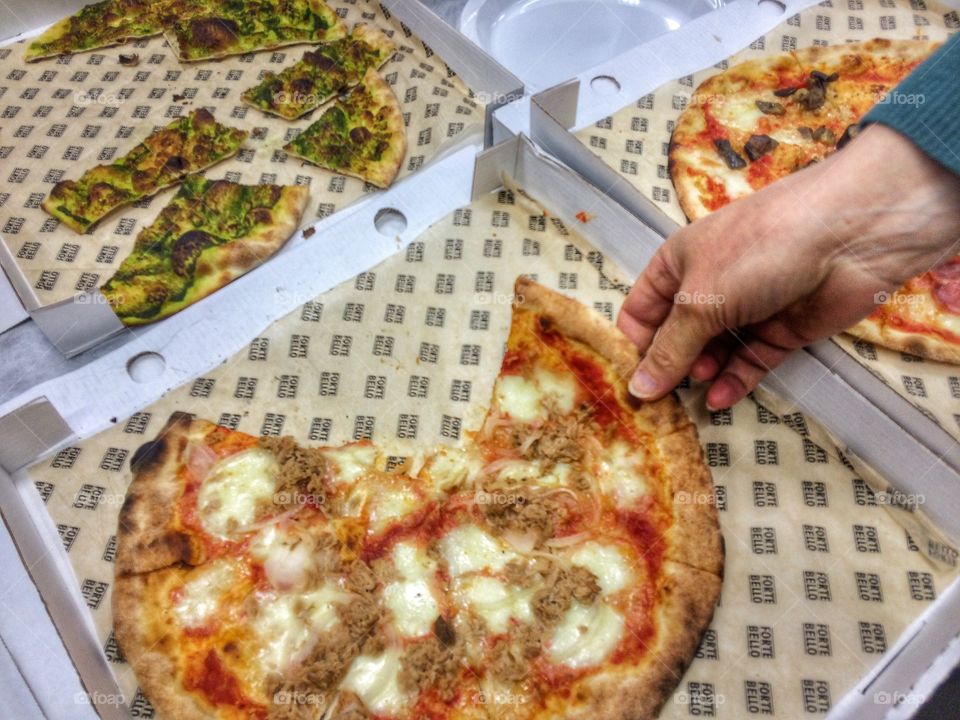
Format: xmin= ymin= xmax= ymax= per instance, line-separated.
xmin=242 ymin=24 xmax=396 ymax=120
xmin=161 ymin=0 xmax=347 ymax=63
xmin=669 ymin=39 xmax=938 ymax=221
xmin=100 ymin=174 xmax=309 ymax=325
xmin=42 ymin=109 xmax=247 ymax=234
xmin=848 ymin=256 xmax=960 ymax=364
xmin=23 ymin=0 xmax=163 ymax=62
xmin=283 ymin=67 xmax=407 ymax=189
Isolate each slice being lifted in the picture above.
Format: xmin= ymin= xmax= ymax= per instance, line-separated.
xmin=162 ymin=0 xmax=347 ymax=62
xmin=42 ymin=109 xmax=247 ymax=234
xmin=284 ymin=67 xmax=407 ymax=188
xmin=24 ymin=0 xmax=162 ymax=62
xmin=669 ymin=38 xmax=938 ymax=221
xmin=243 ymin=23 xmax=396 ymax=120
xmin=100 ymin=174 xmax=309 ymax=325
xmin=114 ymin=279 xmax=723 ymax=719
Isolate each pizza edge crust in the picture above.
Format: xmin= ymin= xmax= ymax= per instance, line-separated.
xmin=547 ymin=561 xmax=721 ymax=720
xmin=847 ymin=314 xmax=960 ymax=364
xmin=354 ymin=66 xmax=407 ymax=189
xmin=109 ymin=183 xmax=310 ymax=326
xmin=113 ymin=572 xmax=213 ymax=720
xmin=115 ymin=411 xmax=206 ymax=574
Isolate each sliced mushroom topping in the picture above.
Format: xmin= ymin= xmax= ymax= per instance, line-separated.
xmin=744 ymin=134 xmax=779 ymax=161
xmin=812 ymin=126 xmax=836 ymax=144
xmin=797 ymin=126 xmax=814 ymax=140
xmin=714 ymin=138 xmax=747 ymax=169
xmin=837 ymin=123 xmax=862 ymax=150
xmin=755 ymin=99 xmax=785 ymax=116
xmin=810 ymin=70 xmax=839 ymax=83
xmin=797 ymin=83 xmax=826 ymax=111
xmin=773 ymin=86 xmax=799 ymax=97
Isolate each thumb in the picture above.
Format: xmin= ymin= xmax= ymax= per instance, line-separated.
xmin=628 ymin=301 xmax=714 ymax=400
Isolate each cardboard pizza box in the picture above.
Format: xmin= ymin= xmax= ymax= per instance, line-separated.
xmin=0 ymin=0 xmax=522 ymax=357
xmin=1 ymin=134 xmax=959 ymax=719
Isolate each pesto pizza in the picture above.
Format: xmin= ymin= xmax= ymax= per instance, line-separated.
xmin=42 ymin=109 xmax=247 ymax=234
xmin=100 ymin=174 xmax=309 ymax=325
xmin=24 ymin=0 xmax=163 ymax=62
xmin=114 ymin=279 xmax=723 ymax=719
xmin=284 ymin=67 xmax=407 ymax=188
xmin=242 ymin=23 xmax=396 ymax=120
xmin=162 ymin=0 xmax=347 ymax=62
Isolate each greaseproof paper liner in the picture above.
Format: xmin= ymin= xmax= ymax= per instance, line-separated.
xmin=0 ymin=0 xmax=484 ymax=309
xmin=25 ymin=184 xmax=958 ymax=717
xmin=573 ymin=0 xmax=960 ymax=442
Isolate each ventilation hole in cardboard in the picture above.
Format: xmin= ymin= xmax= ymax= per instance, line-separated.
xmin=127 ymin=352 xmax=166 ymax=383
xmin=374 ymin=207 xmax=408 ymax=236
xmin=757 ymin=0 xmax=787 ymax=15
xmin=590 ymin=75 xmax=621 ymax=95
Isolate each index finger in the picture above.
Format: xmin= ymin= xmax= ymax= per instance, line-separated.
xmin=616 ymin=249 xmax=681 ymax=353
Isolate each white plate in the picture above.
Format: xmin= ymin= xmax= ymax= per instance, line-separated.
xmin=460 ymin=0 xmax=725 ymax=92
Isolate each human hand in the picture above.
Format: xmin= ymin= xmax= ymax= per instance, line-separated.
xmin=617 ymin=123 xmax=960 ymax=410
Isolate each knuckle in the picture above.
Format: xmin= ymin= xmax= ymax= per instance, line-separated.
xmin=648 ymin=338 xmax=682 ymax=374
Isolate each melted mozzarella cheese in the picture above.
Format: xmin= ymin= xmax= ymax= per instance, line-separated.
xmin=457 ymin=576 xmax=534 ymax=633
xmin=598 ymin=441 xmax=648 ymax=504
xmin=250 ymin=524 xmax=315 ymax=591
xmin=250 ymin=593 xmax=314 ymax=673
xmin=547 ymin=601 xmax=625 ymax=668
xmin=302 ymin=584 xmax=352 ymax=631
xmin=569 ymin=542 xmax=633 ymax=596
xmin=197 ymin=449 xmax=278 ymax=538
xmin=422 ymin=447 xmax=483 ymax=491
xmin=321 ymin=444 xmax=377 ymax=484
xmin=369 ymin=484 xmax=419 ymax=526
xmin=535 ymin=368 xmax=577 ymax=413
xmin=440 ymin=525 xmax=518 ymax=577
xmin=340 ymin=650 xmax=409 ymax=716
xmin=173 ymin=561 xmax=237 ymax=628
xmin=495 ymin=375 xmax=544 ymax=422
xmin=382 ymin=542 xmax=439 ymax=638
xmin=494 ymin=370 xmax=578 ymax=423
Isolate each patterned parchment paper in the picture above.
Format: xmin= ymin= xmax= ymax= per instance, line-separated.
xmin=26 ymin=184 xmax=958 ymax=717
xmin=0 ymin=0 xmax=484 ymax=309
xmin=574 ymin=0 xmax=960 ymax=441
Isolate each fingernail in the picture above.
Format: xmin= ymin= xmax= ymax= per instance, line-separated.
xmin=629 ymin=369 xmax=658 ymax=398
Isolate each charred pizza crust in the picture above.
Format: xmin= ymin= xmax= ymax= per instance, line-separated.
xmin=670 ymin=38 xmax=938 ymax=221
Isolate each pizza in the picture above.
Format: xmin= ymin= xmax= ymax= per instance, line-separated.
xmin=23 ymin=0 xmax=162 ymax=62
xmin=669 ymin=38 xmax=938 ymax=221
xmin=100 ymin=175 xmax=309 ymax=325
xmin=848 ymin=258 xmax=960 ymax=364
xmin=114 ymin=278 xmax=723 ymax=719
xmin=283 ymin=67 xmax=406 ymax=188
xmin=161 ymin=0 xmax=347 ymax=63
xmin=243 ymin=24 xmax=396 ymax=120
xmin=42 ymin=109 xmax=248 ymax=234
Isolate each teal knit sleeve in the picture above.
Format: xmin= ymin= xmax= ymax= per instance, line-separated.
xmin=862 ymin=34 xmax=960 ymax=177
